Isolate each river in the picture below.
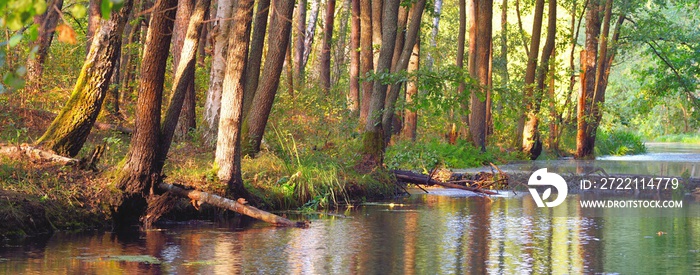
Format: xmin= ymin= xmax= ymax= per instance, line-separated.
xmin=2 ymin=143 xmax=699 ymax=274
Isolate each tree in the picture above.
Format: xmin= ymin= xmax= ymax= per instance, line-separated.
xmin=452 ymin=0 xmax=467 ymax=145
xmin=242 ymin=0 xmax=271 ymax=117
xmin=359 ymin=0 xmax=399 ymax=170
xmin=37 ymin=0 xmax=133 ymax=157
xmin=348 ymin=0 xmax=361 ymax=112
xmin=242 ymin=0 xmax=295 ymax=156
xmin=215 ymin=0 xmax=254 ymax=198
xmin=319 ymin=0 xmax=336 ymax=92
xmin=576 ymin=0 xmax=622 ymax=159
xmin=300 ymin=0 xmax=321 ymax=72
xmin=371 ymin=0 xmax=382 ymax=67
xmin=202 ymin=0 xmax=235 ymax=147
xmin=522 ymin=0 xmax=556 ymax=160
xmin=358 ymin=0 xmax=374 ymax=125
xmin=468 ymin=0 xmax=493 ymax=152
xmin=382 ymin=0 xmax=426 ymax=142
xmin=25 ymin=0 xmax=64 ymax=92
xmin=86 ymin=0 xmax=101 ymax=53
xmin=171 ymin=0 xmax=198 ymax=140
xmin=332 ymin=0 xmax=352 ymax=85
xmin=425 ymin=0 xmax=443 ymax=70
xmin=295 ymin=0 xmax=307 ymax=80
xmin=402 ymin=38 xmax=419 ymax=141
xmin=520 ymin=0 xmax=545 ymax=159
xmin=113 ymin=0 xmax=177 ymax=226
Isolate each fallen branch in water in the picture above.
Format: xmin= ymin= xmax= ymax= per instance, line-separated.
xmin=158 ymin=183 xmax=309 ymax=228
xmin=393 ymin=170 xmax=497 ymax=195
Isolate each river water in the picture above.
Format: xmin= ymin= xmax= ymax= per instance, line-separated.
xmin=2 ymin=143 xmax=699 ymax=274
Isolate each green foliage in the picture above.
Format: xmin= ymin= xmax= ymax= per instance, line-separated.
xmin=595 ymin=130 xmax=647 ymax=156
xmin=386 ymin=139 xmax=521 ymax=171
xmin=653 ymin=134 xmax=700 ymax=144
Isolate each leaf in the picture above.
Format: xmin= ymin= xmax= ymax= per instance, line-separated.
xmin=101 ymin=0 xmax=113 ymax=19
xmin=69 ymin=4 xmax=87 ymax=19
xmin=55 ymin=24 xmax=77 ymax=44
xmin=8 ymin=34 xmax=22 ymax=47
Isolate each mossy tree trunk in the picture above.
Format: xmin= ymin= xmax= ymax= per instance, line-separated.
xmin=113 ymin=0 xmax=177 ymax=227
xmin=359 ymin=0 xmax=399 ymax=170
xmin=36 ymin=0 xmax=133 ymax=157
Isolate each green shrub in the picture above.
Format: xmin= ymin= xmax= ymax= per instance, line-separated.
xmin=595 ymin=130 xmax=647 ymax=156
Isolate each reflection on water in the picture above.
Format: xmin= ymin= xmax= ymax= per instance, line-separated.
xmin=3 ymin=190 xmax=700 ymax=274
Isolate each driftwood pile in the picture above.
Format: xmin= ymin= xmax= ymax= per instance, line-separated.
xmin=392 ymin=163 xmax=509 ymax=196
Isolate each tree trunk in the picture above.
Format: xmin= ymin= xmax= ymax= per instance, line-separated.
xmin=523 ymin=0 xmax=556 ymax=160
xmin=452 ymin=0 xmax=466 ymax=144
xmin=348 ymin=0 xmax=361 ymax=112
xmin=36 ymin=0 xmax=133 ymax=157
xmin=319 ymin=0 xmax=336 ymax=93
xmin=202 ymin=0 xmax=235 ymax=147
xmin=301 ymin=0 xmax=321 ymax=71
xmin=520 ymin=0 xmax=544 ymax=159
xmin=171 ymin=0 xmax=198 ymax=140
xmin=371 ymin=0 xmax=383 ymax=68
xmin=463 ymin=0 xmax=476 ymax=140
xmin=425 ymin=0 xmax=442 ymax=70
xmin=469 ymin=0 xmax=492 ymax=152
xmin=26 ymin=0 xmax=64 ymax=92
xmin=242 ymin=0 xmax=271 ymax=118
xmin=107 ymin=50 xmax=121 ymax=116
xmin=402 ymin=38 xmax=419 ymax=141
xmin=359 ymin=0 xmax=399 ymax=170
xmin=215 ymin=0 xmax=254 ymax=197
xmin=158 ymin=0 xmax=211 ymax=172
xmin=86 ymin=0 xmax=101 ymax=54
xmin=576 ymin=0 xmax=601 ymax=159
xmin=332 ymin=0 xmax=352 ymax=86
xmin=295 ymin=0 xmax=307 ymax=80
xmin=242 ymin=0 xmax=295 ymax=157
xmin=382 ymin=0 xmax=426 ymax=142
xmin=113 ymin=0 xmax=177 ymax=227
xmin=358 ymin=0 xmax=374 ymax=126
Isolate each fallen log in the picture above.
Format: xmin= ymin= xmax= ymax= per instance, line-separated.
xmin=0 ymin=144 xmax=79 ymax=165
xmin=393 ymin=170 xmax=497 ymax=195
xmin=158 ymin=183 xmax=309 ymax=228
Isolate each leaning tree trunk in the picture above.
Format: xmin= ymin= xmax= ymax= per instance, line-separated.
xmin=242 ymin=0 xmax=271 ymax=117
xmin=520 ymin=0 xmax=544 ymax=159
xmin=468 ymin=0 xmax=492 ymax=152
xmin=348 ymin=0 xmax=361 ymax=112
xmin=242 ymin=0 xmax=295 ymax=157
xmin=358 ymin=0 xmax=374 ymax=126
xmin=319 ymin=0 xmax=336 ymax=93
xmin=402 ymin=38 xmax=419 ymax=141
xmin=359 ymin=0 xmax=399 ymax=171
xmin=382 ymin=0 xmax=426 ymax=142
xmin=86 ymin=0 xmax=101 ymax=53
xmin=25 ymin=0 xmax=64 ymax=92
xmin=157 ymin=0 xmax=212 ymax=172
xmin=36 ymin=0 xmax=133 ymax=157
xmin=171 ymin=0 xmax=198 ymax=140
xmin=113 ymin=0 xmax=177 ymax=227
xmin=202 ymin=0 xmax=234 ymax=147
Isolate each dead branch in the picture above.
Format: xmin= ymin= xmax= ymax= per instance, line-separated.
xmin=393 ymin=170 xmax=497 ymax=195
xmin=0 ymin=144 xmax=79 ymax=165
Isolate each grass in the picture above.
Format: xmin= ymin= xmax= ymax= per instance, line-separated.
xmin=595 ymin=130 xmax=647 ymax=156
xmin=653 ymin=134 xmax=700 ymax=144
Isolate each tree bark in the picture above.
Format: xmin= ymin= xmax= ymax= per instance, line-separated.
xmin=348 ymin=0 xmax=361 ymax=112
xmin=158 ymin=0 xmax=212 ymax=172
xmin=242 ymin=0 xmax=295 ymax=157
xmin=576 ymin=0 xmax=601 ymax=159
xmin=382 ymin=0 xmax=426 ymax=142
xmin=301 ymin=0 xmax=321 ymax=71
xmin=202 ymin=0 xmax=235 ymax=147
xmin=469 ymin=0 xmax=492 ymax=152
xmin=425 ymin=0 xmax=442 ymax=70
xmin=86 ymin=0 xmax=101 ymax=54
xmin=319 ymin=0 xmax=336 ymax=93
xmin=215 ymin=0 xmax=254 ymax=197
xmin=358 ymin=0 xmax=374 ymax=126
xmin=402 ymin=38 xmax=419 ymax=141
xmin=171 ymin=0 xmax=198 ymax=140
xmin=36 ymin=0 xmax=133 ymax=157
xmin=26 ymin=0 xmax=64 ymax=92
xmin=520 ymin=0 xmax=544 ymax=159
xmin=371 ymin=0 xmax=383 ymax=68
xmin=295 ymin=0 xmax=307 ymax=80
xmin=332 ymin=0 xmax=352 ymax=86
xmin=452 ymin=0 xmax=467 ymax=144
xmin=359 ymin=0 xmax=399 ymax=170
xmin=113 ymin=0 xmax=177 ymax=227
xmin=242 ymin=0 xmax=271 ymax=118
xmin=523 ymin=0 xmax=556 ymax=160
